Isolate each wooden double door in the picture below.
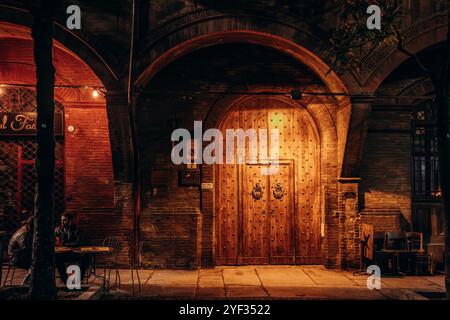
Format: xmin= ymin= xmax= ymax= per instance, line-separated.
xmin=240 ymin=162 xmax=295 ymax=264
xmin=216 ymin=96 xmax=322 ymax=265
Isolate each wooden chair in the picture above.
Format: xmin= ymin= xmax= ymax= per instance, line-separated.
xmin=384 ymin=231 xmax=411 ymax=274
xmin=373 ymin=232 xmax=386 ymax=251
xmin=386 ymin=231 xmax=407 ymax=250
xmin=406 ymin=232 xmax=433 ymax=275
xmin=373 ymin=232 xmax=390 ymax=272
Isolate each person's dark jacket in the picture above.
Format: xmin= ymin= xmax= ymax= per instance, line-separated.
xmin=8 ymin=225 xmax=33 ymax=268
xmin=55 ymin=224 xmax=81 ymax=247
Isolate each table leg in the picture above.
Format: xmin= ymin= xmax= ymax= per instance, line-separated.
xmin=391 ymin=254 xmax=399 ymax=275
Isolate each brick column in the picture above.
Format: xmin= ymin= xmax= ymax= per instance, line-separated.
xmin=104 ymin=92 xmax=136 ymax=266
xmin=200 ymin=164 xmax=215 ymax=268
xmin=338 ymin=177 xmax=361 ymax=269
xmin=105 ymin=92 xmax=135 ymax=182
xmin=342 ymin=94 xmax=374 ymax=177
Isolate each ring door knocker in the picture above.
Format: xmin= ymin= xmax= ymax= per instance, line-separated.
xmin=251 ymin=182 xmax=264 ymax=200
xmin=272 ymin=182 xmax=285 ymax=200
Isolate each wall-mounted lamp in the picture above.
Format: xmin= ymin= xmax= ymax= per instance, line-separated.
xmin=67 ymin=125 xmax=76 ymax=133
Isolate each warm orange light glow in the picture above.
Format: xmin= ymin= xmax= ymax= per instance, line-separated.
xmin=92 ymin=89 xmax=100 ymax=98
xmin=0 ymin=85 xmax=4 ymax=96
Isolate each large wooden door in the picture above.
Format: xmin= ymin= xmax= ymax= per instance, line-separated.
xmin=216 ymin=96 xmax=321 ymax=265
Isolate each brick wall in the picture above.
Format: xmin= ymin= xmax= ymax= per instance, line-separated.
xmin=139 ymin=160 xmax=202 ymax=268
xmin=360 ymin=106 xmax=413 ymax=230
xmin=64 ymin=104 xmax=115 ymax=211
xmin=140 ymin=212 xmax=202 ymax=269
xmin=360 ymin=209 xmax=403 ymax=232
xmin=64 ymin=104 xmax=125 ymax=263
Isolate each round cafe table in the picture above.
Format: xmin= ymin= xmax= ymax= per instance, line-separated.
xmin=55 ymin=246 xmax=113 ymax=278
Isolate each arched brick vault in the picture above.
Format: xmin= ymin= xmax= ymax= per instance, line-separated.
xmin=133 ymin=23 xmax=352 ymax=171
xmin=344 ymin=13 xmax=448 ymax=93
xmin=332 ymin=13 xmax=447 ymax=180
xmin=200 ymin=85 xmax=340 ymax=267
xmin=0 ymin=5 xmax=121 ymax=90
xmin=0 ymin=20 xmax=134 ymax=183
xmin=0 ymin=22 xmax=136 ymax=265
xmin=136 ymin=30 xmax=347 ymax=266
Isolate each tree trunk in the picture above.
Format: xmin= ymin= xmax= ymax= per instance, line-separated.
xmin=434 ymin=9 xmax=450 ymax=300
xmin=29 ymin=2 xmax=57 ymax=300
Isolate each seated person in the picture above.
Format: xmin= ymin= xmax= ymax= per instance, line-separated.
xmin=55 ymin=213 xmax=89 ymax=284
xmin=8 ymin=217 xmax=33 ymax=285
xmin=8 ymin=216 xmax=33 ymax=269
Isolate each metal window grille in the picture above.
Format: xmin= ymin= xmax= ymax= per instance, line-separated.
xmin=412 ymin=102 xmax=440 ymax=199
xmin=0 ymin=88 xmax=64 ymax=234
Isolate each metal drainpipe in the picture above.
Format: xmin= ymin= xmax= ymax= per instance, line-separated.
xmin=127 ymin=0 xmax=140 ymax=270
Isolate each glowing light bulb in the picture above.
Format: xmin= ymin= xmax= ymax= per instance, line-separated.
xmin=92 ymin=89 xmax=100 ymax=98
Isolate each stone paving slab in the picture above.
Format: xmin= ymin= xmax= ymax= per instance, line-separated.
xmin=196 ymin=287 xmax=226 ymax=299
xmin=266 ymin=286 xmax=386 ymax=300
xmin=380 ymin=276 xmax=442 ymax=290
xmin=149 ymin=270 xmax=198 ymax=286
xmin=302 ymin=268 xmax=358 ymax=286
xmin=225 ymin=285 xmax=268 ymax=299
xmin=422 ymin=276 xmax=445 ymax=288
xmin=255 ymin=267 xmax=316 ymax=287
xmin=222 ymin=267 xmax=261 ymax=286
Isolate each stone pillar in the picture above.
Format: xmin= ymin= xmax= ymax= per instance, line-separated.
xmin=338 ymin=178 xmax=361 ymax=269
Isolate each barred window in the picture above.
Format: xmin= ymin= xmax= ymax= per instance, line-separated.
xmin=412 ymin=103 xmax=440 ymax=199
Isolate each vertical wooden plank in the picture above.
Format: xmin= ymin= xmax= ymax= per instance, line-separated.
xmin=242 ymin=164 xmax=269 ymax=264
xmin=216 ymin=111 xmax=239 ymax=265
xmin=269 ymin=163 xmax=295 ymax=264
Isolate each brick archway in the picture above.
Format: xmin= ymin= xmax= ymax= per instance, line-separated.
xmin=135 ymin=30 xmax=348 ymax=98
xmin=0 ymin=22 xmax=121 ymax=260
xmin=134 ymin=27 xmax=348 ymax=266
xmin=351 ymin=13 xmax=447 ymax=92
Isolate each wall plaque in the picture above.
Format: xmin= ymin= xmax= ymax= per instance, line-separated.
xmin=201 ymin=183 xmax=214 ymax=190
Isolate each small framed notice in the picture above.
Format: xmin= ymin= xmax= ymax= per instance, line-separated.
xmin=201 ymin=183 xmax=214 ymax=190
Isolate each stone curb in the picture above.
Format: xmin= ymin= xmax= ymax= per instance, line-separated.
xmin=77 ymin=285 xmax=104 ymax=300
